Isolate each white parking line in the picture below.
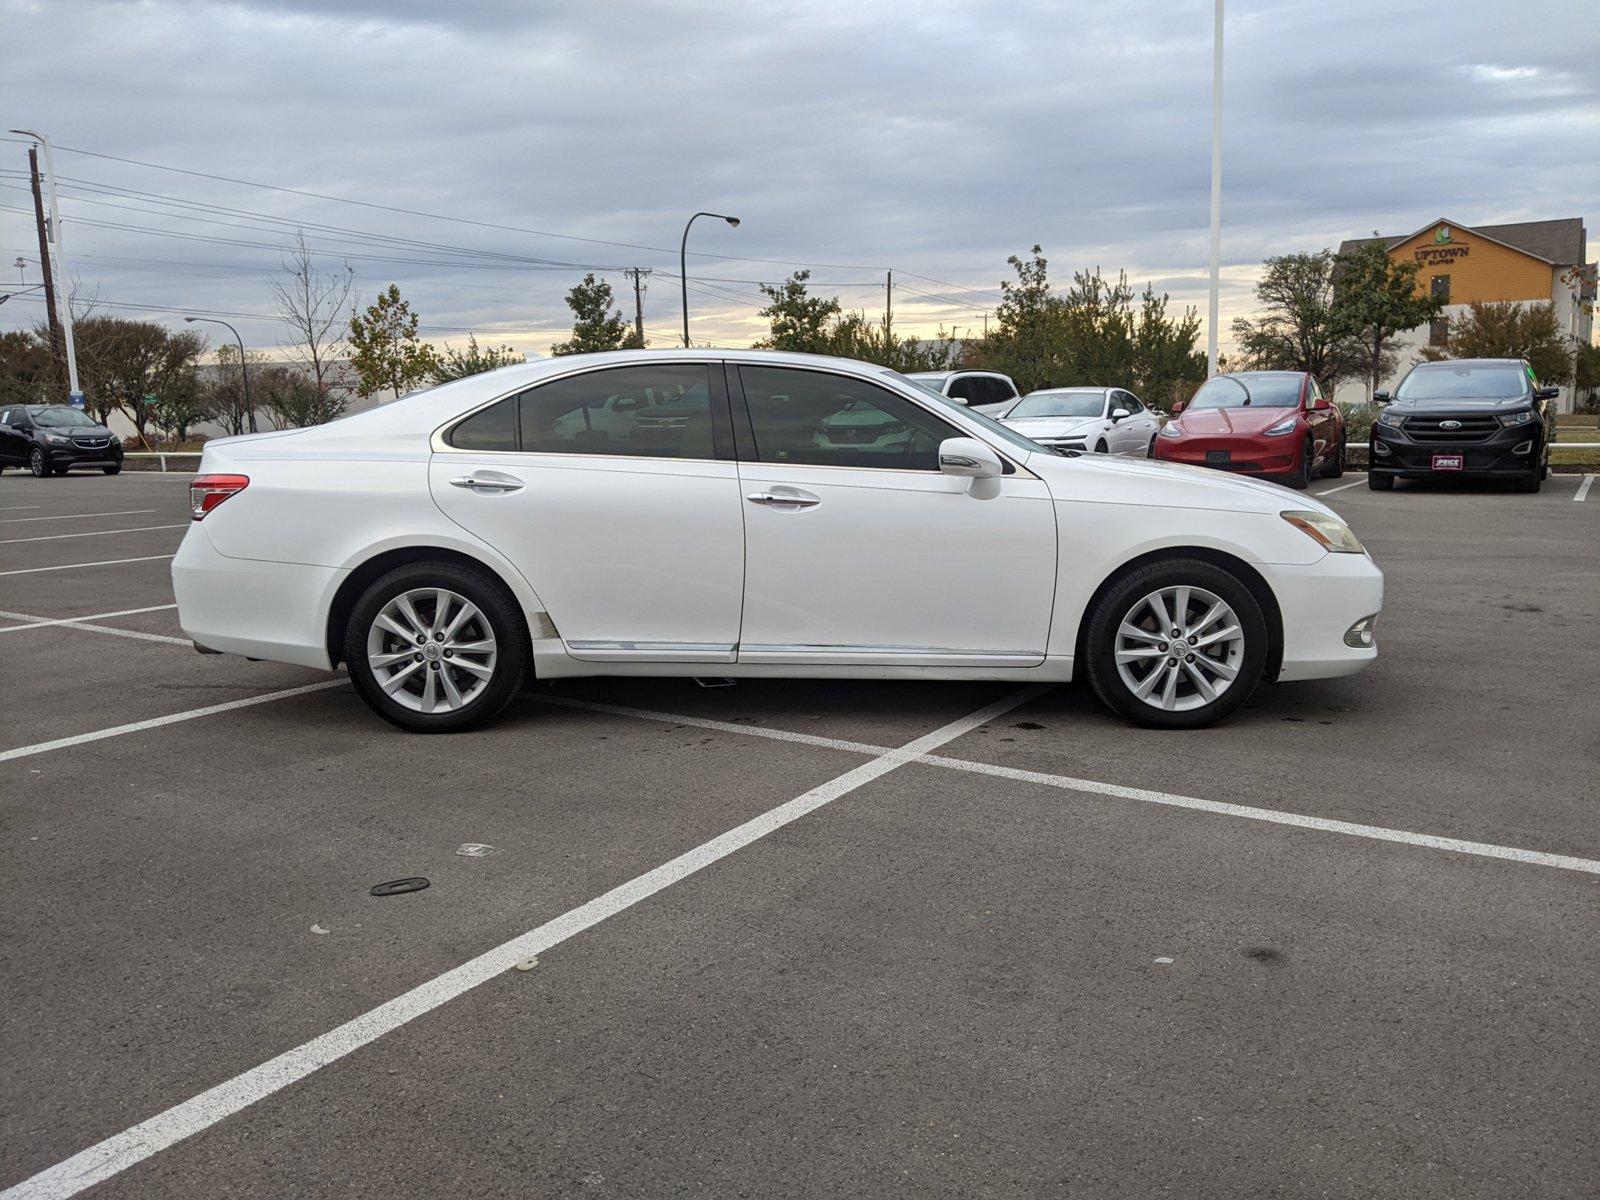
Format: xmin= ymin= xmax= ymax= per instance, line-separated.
xmin=0 ymin=554 xmax=175 ymax=577
xmin=0 ymin=523 xmax=186 ymax=545
xmin=0 ymin=607 xmax=187 ymax=646
xmin=0 ymin=679 xmax=348 ymax=764
xmin=0 ymin=604 xmax=177 ymax=634
xmin=0 ymin=508 xmax=159 ymax=524
xmin=1315 ymin=478 xmax=1368 ymax=496
xmin=0 ymin=686 xmax=1045 ymax=1200
xmin=0 ymin=505 xmax=42 ymax=511
xmin=1575 ymin=474 xmax=1594 ymax=502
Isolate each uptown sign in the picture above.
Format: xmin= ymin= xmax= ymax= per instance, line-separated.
xmin=1414 ymin=223 xmax=1468 ymax=265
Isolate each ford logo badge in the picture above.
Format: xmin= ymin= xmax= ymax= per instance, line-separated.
xmin=1440 ymin=419 xmax=1462 ymax=430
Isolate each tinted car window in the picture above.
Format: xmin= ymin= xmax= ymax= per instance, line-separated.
xmin=521 ymin=364 xmax=714 ymax=459
xmin=740 ymin=366 xmax=957 ymax=471
xmin=1009 ymin=392 xmax=1104 ymax=419
xmin=1188 ymin=374 xmax=1302 ymax=410
xmin=449 ymin=397 xmax=519 ymax=452
xmin=33 ymin=406 xmax=98 ymax=427
xmin=946 ymin=376 xmax=976 ymax=402
xmin=1396 ymin=364 xmax=1530 ymax=401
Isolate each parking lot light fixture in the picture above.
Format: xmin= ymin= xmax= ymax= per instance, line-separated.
xmin=680 ymin=212 xmax=741 ymax=347
xmin=184 ymin=316 xmax=255 ymax=434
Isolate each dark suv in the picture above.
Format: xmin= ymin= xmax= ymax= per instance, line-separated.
xmin=0 ymin=404 xmax=124 ymax=477
xmin=1368 ymin=359 xmax=1558 ymax=493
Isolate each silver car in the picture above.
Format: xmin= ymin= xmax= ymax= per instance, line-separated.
xmin=997 ymin=387 xmax=1162 ymax=457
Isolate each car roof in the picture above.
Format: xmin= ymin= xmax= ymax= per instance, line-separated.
xmin=1026 ymin=386 xmax=1108 ymax=395
xmin=1411 ymin=358 xmax=1525 ymax=368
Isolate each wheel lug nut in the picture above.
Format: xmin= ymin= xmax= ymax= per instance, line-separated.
xmin=1159 ymin=642 xmax=1168 ymax=652
xmin=443 ymin=650 xmax=453 ymax=658
xmin=414 ymin=653 xmax=423 ymax=663
xmin=416 ymin=636 xmax=425 ymax=645
xmin=429 ymin=662 xmax=439 ymax=670
xmin=1166 ymin=657 xmax=1176 ymax=666
xmin=1171 ymin=628 xmax=1181 ymax=638
xmin=1186 ymin=654 xmax=1195 ymax=663
xmin=435 ymin=633 xmax=444 ymax=641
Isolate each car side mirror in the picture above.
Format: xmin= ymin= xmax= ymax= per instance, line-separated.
xmin=1372 ymin=391 xmax=1391 ymax=404
xmin=1170 ymin=400 xmax=1186 ymax=415
xmin=1534 ymin=386 xmax=1560 ymax=402
xmin=939 ymin=436 xmax=1004 ymax=498
xmin=1110 ymin=408 xmax=1131 ymax=422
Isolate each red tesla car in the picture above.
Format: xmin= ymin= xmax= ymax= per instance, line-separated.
xmin=1153 ymin=370 xmax=1344 ymax=489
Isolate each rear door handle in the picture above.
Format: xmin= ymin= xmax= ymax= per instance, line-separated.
xmin=746 ymin=489 xmax=820 ymax=509
xmin=450 ymin=473 xmax=523 ymax=494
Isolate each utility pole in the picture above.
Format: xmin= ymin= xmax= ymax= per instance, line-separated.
xmin=12 ymin=130 xmax=82 ymax=405
xmin=1206 ymin=0 xmax=1224 ymax=378
xmin=25 ymin=146 xmax=65 ymax=393
xmin=624 ymin=267 xmax=652 ymax=345
xmin=885 ymin=270 xmax=892 ymax=335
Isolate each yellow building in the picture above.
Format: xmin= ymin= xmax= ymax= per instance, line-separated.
xmin=1337 ymin=218 xmax=1595 ymax=410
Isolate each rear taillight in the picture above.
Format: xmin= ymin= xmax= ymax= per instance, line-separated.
xmin=190 ymin=474 xmax=249 ymax=520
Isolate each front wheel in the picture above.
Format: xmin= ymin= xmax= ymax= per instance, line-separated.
xmin=1285 ymin=437 xmax=1313 ymax=489
xmin=1146 ymin=434 xmax=1158 ymax=459
xmin=1095 ymin=439 xmax=1109 ymax=455
xmin=1514 ymin=470 xmax=1541 ymax=493
xmin=345 ymin=562 xmax=528 ymax=733
xmin=29 ymin=447 xmax=50 ymax=478
xmin=1083 ymin=558 xmax=1269 ymax=729
xmin=1368 ymin=471 xmax=1394 ymax=491
xmin=103 ymin=464 xmax=122 ymax=476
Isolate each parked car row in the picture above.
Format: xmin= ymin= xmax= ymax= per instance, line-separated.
xmin=0 ymin=404 xmax=124 ymax=476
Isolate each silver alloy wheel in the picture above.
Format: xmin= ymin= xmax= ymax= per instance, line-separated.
xmin=1114 ymin=585 xmax=1245 ymax=712
xmin=365 ymin=587 xmax=498 ymax=714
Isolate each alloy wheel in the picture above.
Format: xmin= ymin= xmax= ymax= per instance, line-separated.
xmin=1114 ymin=585 xmax=1245 ymax=712
xmin=30 ymin=448 xmax=47 ymax=478
xmin=365 ymin=587 xmax=498 ymax=713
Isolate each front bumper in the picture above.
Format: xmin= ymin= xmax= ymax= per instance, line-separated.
xmin=1155 ymin=436 xmax=1301 ymax=476
xmin=1265 ymin=551 xmax=1384 ymax=682
xmin=1369 ymin=420 xmax=1540 ymax=477
xmin=45 ymin=441 xmax=123 ymax=468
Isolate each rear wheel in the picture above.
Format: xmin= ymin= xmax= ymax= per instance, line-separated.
xmin=1083 ymin=558 xmax=1269 ymax=729
xmin=345 ymin=562 xmax=528 ymax=733
xmin=1322 ymin=435 xmax=1344 ymax=478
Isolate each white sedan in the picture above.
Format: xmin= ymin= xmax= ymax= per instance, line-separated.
xmin=174 ymin=350 xmax=1382 ymax=732
xmin=996 ymin=387 xmax=1163 ymax=457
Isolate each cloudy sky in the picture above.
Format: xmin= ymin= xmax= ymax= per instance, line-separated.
xmin=2 ymin=0 xmax=1596 ymax=362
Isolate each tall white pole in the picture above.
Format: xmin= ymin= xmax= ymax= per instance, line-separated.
xmin=1206 ymin=0 xmax=1224 ymax=378
xmin=11 ymin=130 xmax=82 ymax=403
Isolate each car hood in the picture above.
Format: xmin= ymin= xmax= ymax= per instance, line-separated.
xmin=40 ymin=423 xmax=114 ymax=437
xmin=1174 ymin=407 xmax=1302 ymax=436
xmin=1002 ymin=415 xmax=1104 ymax=438
xmin=1025 ymin=448 xmax=1339 ymax=519
xmin=1385 ymin=396 xmax=1530 ymax=413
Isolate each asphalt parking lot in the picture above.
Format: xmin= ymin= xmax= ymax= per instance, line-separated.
xmin=3 ymin=468 xmax=1597 ymax=1199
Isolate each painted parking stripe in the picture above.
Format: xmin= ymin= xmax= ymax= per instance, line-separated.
xmin=1575 ymin=474 xmax=1594 ymax=502
xmin=0 ymin=505 xmax=42 ymax=511
xmin=0 ymin=679 xmax=347 ymax=764
xmin=0 ymin=686 xmax=1045 ymax=1200
xmin=0 ymin=523 xmax=187 ymax=545
xmin=0 ymin=554 xmax=175 ymax=577
xmin=0 ymin=607 xmax=188 ymax=646
xmin=0 ymin=508 xmax=158 ymax=524
xmin=537 ymin=695 xmax=890 ymax=756
xmin=0 ymin=604 xmax=177 ymax=634
xmin=1315 ymin=478 xmax=1367 ymax=496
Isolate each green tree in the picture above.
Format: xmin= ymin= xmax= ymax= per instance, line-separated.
xmin=148 ymin=369 xmax=211 ymax=442
xmin=431 ymin=334 xmax=525 ymax=383
xmin=202 ymin=345 xmax=271 ymax=436
xmin=1333 ymin=240 xmax=1441 ymax=397
xmin=551 ymin=274 xmax=642 ymax=355
xmin=1131 ymin=285 xmax=1207 ymax=410
xmin=753 ymin=271 xmax=842 ymax=353
xmin=348 ymin=284 xmax=441 ymax=398
xmin=1419 ymin=301 xmax=1573 ymax=383
xmin=1575 ymin=342 xmax=1599 ymax=412
xmin=257 ymin=365 xmax=348 ymax=428
xmin=969 ymin=245 xmax=1060 ymax=393
xmin=71 ymin=317 xmax=206 ymax=445
xmin=822 ymin=311 xmax=960 ymax=372
xmin=1231 ymin=251 xmax=1363 ymax=390
xmin=0 ymin=330 xmax=54 ymax=407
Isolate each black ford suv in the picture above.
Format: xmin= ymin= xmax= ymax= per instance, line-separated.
xmin=0 ymin=404 xmax=124 ymax=477
xmin=1368 ymin=359 xmax=1558 ymax=493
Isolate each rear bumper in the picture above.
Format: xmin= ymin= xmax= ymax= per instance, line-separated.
xmin=1266 ymin=552 xmax=1384 ymax=682
xmin=172 ymin=524 xmax=345 ymax=670
xmin=1155 ymin=436 xmax=1301 ymax=476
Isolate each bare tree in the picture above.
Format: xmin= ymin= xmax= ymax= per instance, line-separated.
xmin=272 ymin=232 xmax=353 ymax=399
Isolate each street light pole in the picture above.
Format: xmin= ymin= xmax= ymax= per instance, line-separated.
xmin=185 ymin=317 xmax=255 ymax=433
xmin=11 ymin=129 xmax=82 ymax=405
xmin=1206 ymin=0 xmax=1224 ymax=378
xmin=680 ymin=211 xmax=740 ymax=348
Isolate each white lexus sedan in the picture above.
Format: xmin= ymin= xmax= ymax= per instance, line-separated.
xmin=173 ymin=350 xmax=1382 ymax=733
xmin=997 ymin=387 xmax=1163 ymax=457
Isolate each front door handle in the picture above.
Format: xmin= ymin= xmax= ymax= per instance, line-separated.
xmin=450 ymin=474 xmax=523 ymax=494
xmin=746 ymin=489 xmax=820 ymax=509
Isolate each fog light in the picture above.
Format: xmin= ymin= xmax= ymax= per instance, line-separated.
xmin=1344 ymin=615 xmax=1378 ymax=648
xmin=1512 ymin=440 xmax=1532 ymax=455
xmin=1372 ymin=440 xmax=1392 ymax=456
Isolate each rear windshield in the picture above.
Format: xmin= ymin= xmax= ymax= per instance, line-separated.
xmin=1008 ymin=392 xmax=1104 ymax=419
xmin=1396 ymin=365 xmax=1529 ymax=401
xmin=1187 ymin=375 xmax=1301 ymax=410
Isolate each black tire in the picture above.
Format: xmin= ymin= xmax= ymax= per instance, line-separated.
xmin=28 ymin=447 xmax=50 ymax=478
xmin=1095 ymin=439 xmax=1109 ymax=455
xmin=1285 ymin=437 xmax=1313 ymax=489
xmin=1538 ymin=444 xmax=1549 ymax=481
xmin=1514 ymin=470 xmax=1540 ymax=493
xmin=345 ymin=561 xmax=528 ymax=733
xmin=1322 ymin=435 xmax=1344 ymax=479
xmin=103 ymin=463 xmax=122 ymax=476
xmin=1083 ymin=557 xmax=1270 ymax=730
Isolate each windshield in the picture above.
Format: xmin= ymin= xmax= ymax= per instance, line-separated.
xmin=1396 ymin=364 xmax=1530 ymax=401
xmin=1187 ymin=374 xmax=1302 ymax=410
xmin=32 ymin=406 xmax=99 ymax=427
xmin=882 ymin=370 xmax=1044 ymax=457
xmin=1008 ymin=392 xmax=1104 ymax=419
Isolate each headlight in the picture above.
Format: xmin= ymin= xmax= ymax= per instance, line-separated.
xmin=1497 ymin=410 xmax=1535 ymax=427
xmin=1377 ymin=408 xmax=1403 ymax=426
xmin=44 ymin=432 xmax=70 ymax=445
xmin=1158 ymin=423 xmax=1183 ymax=439
xmin=1263 ymin=417 xmax=1298 ymax=436
xmin=1281 ymin=509 xmax=1365 ymax=554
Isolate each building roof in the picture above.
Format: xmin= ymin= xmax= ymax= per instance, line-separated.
xmin=1337 ymin=217 xmax=1587 ymax=267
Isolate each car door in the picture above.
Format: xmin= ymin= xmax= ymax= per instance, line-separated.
xmin=730 ymin=363 xmax=1057 ymax=667
xmin=0 ymin=409 xmax=20 ymax=463
xmin=428 ymin=361 xmax=746 ymax=664
xmin=1112 ymin=391 xmax=1158 ymax=456
xmin=1 ymin=408 xmax=34 ymax=463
